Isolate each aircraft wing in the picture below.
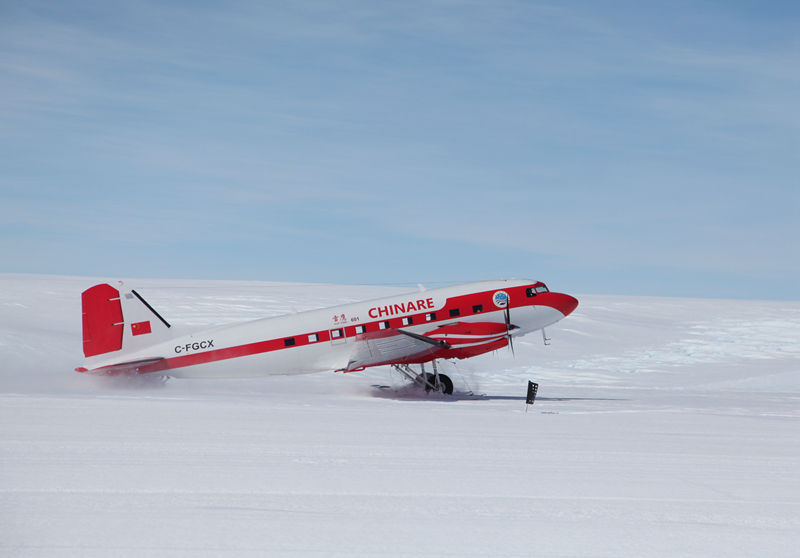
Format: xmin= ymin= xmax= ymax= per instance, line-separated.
xmin=342 ymin=329 xmax=443 ymax=371
xmin=342 ymin=321 xmax=509 ymax=371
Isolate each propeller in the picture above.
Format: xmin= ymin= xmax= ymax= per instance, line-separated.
xmin=503 ymin=297 xmax=516 ymax=356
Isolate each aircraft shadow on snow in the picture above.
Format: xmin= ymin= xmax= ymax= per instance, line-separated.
xmin=369 ymin=384 xmax=625 ymax=403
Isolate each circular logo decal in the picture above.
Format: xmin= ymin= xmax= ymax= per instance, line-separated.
xmin=493 ymin=290 xmax=509 ymax=308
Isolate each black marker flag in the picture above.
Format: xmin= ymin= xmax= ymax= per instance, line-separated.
xmin=526 ymin=381 xmax=539 ymax=406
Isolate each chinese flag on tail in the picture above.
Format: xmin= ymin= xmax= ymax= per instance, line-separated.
xmin=131 ymin=321 xmax=152 ymax=336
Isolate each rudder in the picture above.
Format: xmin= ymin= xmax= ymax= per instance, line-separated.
xmin=81 ymin=284 xmax=124 ymax=357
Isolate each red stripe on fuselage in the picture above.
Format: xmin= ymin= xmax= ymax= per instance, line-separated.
xmin=87 ymin=283 xmax=575 ymax=375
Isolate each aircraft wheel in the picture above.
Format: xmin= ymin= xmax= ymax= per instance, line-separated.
xmin=424 ymin=373 xmax=453 ymax=395
xmin=438 ymin=374 xmax=454 ymax=395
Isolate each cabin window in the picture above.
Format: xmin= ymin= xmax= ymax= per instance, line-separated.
xmin=284 ymin=337 xmax=296 ymax=347
xmin=355 ymin=325 xmax=366 ymax=334
xmin=537 ymin=285 xmax=549 ymax=293
xmin=473 ymin=304 xmax=483 ymax=313
xmin=379 ymin=321 xmax=390 ymax=330
xmin=308 ymin=333 xmax=318 ymax=343
xmin=526 ymin=287 xmax=537 ymax=297
xmin=331 ymin=328 xmax=343 ymax=339
xmin=402 ymin=317 xmax=413 ymax=326
xmin=425 ymin=312 xmax=436 ymax=321
xmin=449 ymin=308 xmax=460 ymax=317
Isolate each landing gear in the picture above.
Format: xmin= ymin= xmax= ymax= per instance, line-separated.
xmin=424 ymin=372 xmax=453 ymax=395
xmin=391 ymin=361 xmax=454 ymax=395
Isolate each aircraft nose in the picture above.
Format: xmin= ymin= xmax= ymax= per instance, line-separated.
xmin=548 ymin=292 xmax=579 ymax=317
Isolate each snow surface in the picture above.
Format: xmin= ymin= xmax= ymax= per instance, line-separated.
xmin=2 ymin=274 xmax=799 ymax=557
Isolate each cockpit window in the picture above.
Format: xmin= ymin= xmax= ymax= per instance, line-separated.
xmin=527 ymin=283 xmax=549 ymax=297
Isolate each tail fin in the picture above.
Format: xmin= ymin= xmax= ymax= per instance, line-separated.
xmin=81 ymin=283 xmax=174 ymax=359
xmin=81 ymin=284 xmax=124 ymax=357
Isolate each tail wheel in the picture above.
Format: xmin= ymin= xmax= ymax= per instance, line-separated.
xmin=424 ymin=373 xmax=454 ymax=395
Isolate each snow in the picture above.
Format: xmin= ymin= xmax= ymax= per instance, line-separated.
xmin=2 ymin=274 xmax=799 ymax=557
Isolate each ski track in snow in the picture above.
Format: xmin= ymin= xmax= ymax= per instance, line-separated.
xmin=1 ymin=274 xmax=799 ymax=557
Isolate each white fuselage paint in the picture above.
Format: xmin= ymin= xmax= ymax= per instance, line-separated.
xmin=82 ymin=279 xmax=573 ymax=378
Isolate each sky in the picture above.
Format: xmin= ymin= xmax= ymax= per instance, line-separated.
xmin=1 ymin=1 xmax=798 ymax=299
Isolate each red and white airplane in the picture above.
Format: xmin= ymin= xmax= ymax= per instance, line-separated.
xmin=76 ymin=279 xmax=578 ymax=394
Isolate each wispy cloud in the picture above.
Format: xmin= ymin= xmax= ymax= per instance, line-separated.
xmin=1 ymin=1 xmax=797 ymax=297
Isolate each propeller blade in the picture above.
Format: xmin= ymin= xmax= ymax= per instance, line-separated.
xmin=504 ymin=301 xmax=515 ymax=356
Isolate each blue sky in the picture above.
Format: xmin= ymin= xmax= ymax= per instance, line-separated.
xmin=1 ymin=1 xmax=798 ymax=299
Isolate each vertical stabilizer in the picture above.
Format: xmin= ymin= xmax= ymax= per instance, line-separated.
xmin=81 ymin=284 xmax=124 ymax=357
xmin=80 ymin=283 xmax=175 ymax=360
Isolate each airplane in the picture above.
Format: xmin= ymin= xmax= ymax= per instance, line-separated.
xmin=76 ymin=279 xmax=579 ymax=394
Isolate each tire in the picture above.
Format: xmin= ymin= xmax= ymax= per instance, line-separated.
xmin=438 ymin=374 xmax=454 ymax=395
xmin=424 ymin=373 xmax=454 ymax=395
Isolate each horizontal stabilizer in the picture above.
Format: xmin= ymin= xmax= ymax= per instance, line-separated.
xmin=76 ymin=357 xmax=167 ymax=376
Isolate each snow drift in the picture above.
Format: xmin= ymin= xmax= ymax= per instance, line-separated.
xmin=2 ymin=274 xmax=799 ymax=557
